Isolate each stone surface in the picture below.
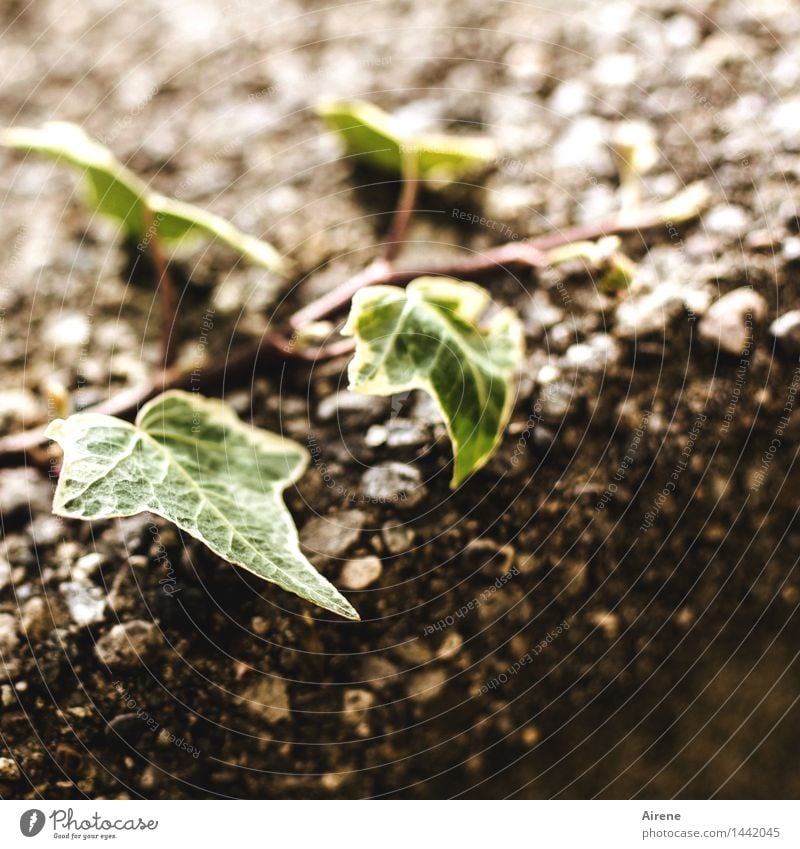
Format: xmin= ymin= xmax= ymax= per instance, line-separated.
xmin=564 ymin=334 xmax=621 ymax=373
xmin=381 ymin=523 xmax=415 ymax=554
xmin=614 ymin=284 xmax=686 ymax=338
xmin=0 ymin=468 xmax=52 ymax=526
xmin=0 ymin=614 xmax=20 ymax=680
xmin=317 ymin=391 xmax=387 ymax=424
xmin=95 ymin=620 xmax=161 ymax=669
xmin=241 ymin=675 xmax=291 ymax=723
xmin=300 ymin=509 xmax=366 ymax=560
xmin=0 ymin=756 xmax=21 ymax=781
xmin=769 ymin=310 xmax=800 ymax=358
xmin=339 ymin=556 xmax=383 ymax=590
xmin=61 ymin=581 xmax=107 ymax=626
xmin=698 ymin=287 xmax=768 ymax=355
xmin=21 ymin=596 xmax=53 ymax=641
xmin=360 ymin=463 xmax=425 ymax=508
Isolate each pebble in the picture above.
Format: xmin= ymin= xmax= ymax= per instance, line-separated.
xmin=341 ymin=688 xmax=375 ymax=724
xmin=381 ymin=418 xmax=430 ymax=449
xmin=407 ymin=668 xmax=448 ymax=703
xmin=522 ymin=291 xmax=564 ymax=337
xmin=698 ymin=287 xmax=768 ymax=355
xmin=564 ymin=334 xmax=620 ymax=373
xmin=782 ymin=237 xmax=800 ymax=264
xmin=0 ymin=619 xmax=20 ymax=683
xmin=95 ymin=620 xmax=161 ymax=669
xmin=0 ymin=558 xmax=11 ymax=591
xmin=0 ymin=389 xmax=44 ymax=431
xmin=549 ymin=80 xmax=590 ymax=117
xmin=317 ymin=391 xmax=387 ymax=424
xmin=614 ymin=284 xmax=687 ymax=338
xmin=593 ymin=52 xmax=638 ymax=88
xmin=241 ymin=675 xmax=291 ymax=723
xmin=360 ymin=656 xmax=401 ymax=690
xmin=60 ymin=581 xmax=107 ymax=626
xmin=28 ymin=516 xmax=64 ymax=547
xmin=21 ymin=596 xmax=53 ymax=641
xmin=771 ymin=98 xmax=800 ymax=152
xmin=381 ymin=523 xmax=415 ymax=554
xmin=437 ymin=630 xmax=464 ymax=660
xmin=300 ymin=509 xmax=366 ymax=560
xmin=536 ymin=380 xmax=576 ymax=423
xmin=360 ymin=463 xmax=425 ymax=508
xmin=770 ymin=310 xmax=800 ymax=358
xmin=339 ymin=556 xmax=383 ymax=590
xmin=73 ymin=552 xmax=103 ymax=581
xmin=0 ymin=613 xmax=20 ymax=658
xmin=704 ymin=205 xmax=749 ymax=239
xmin=553 ymin=117 xmax=612 ymax=175
xmin=0 ymin=468 xmax=53 ymax=525
xmin=45 ymin=312 xmax=91 ymax=349
xmin=0 ymin=757 xmax=21 ymax=781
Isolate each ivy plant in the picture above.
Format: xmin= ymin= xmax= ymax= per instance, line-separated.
xmin=47 ymin=391 xmax=358 ymax=619
xmin=2 ymin=122 xmax=284 ymax=271
xmin=317 ymin=99 xmax=496 ymax=180
xmin=343 ymin=277 xmax=523 ymax=487
xmin=2 ymin=102 xmax=707 ymax=619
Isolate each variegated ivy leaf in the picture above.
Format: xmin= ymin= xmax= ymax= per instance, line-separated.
xmin=343 ymin=277 xmax=523 ymax=487
xmin=2 ymin=122 xmax=284 ymax=272
xmin=46 ymin=390 xmax=357 ymax=620
xmin=317 ymin=99 xmax=496 ymax=181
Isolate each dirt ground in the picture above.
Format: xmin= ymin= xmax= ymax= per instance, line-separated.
xmin=2 ymin=0 xmax=800 ymax=798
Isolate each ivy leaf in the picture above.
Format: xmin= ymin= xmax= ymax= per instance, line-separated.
xmin=343 ymin=277 xmax=523 ymax=487
xmin=317 ymin=99 xmax=497 ymax=181
xmin=2 ymin=122 xmax=284 ymax=272
xmin=45 ymin=390 xmax=358 ymax=620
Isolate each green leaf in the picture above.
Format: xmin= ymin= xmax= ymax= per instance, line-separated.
xmin=45 ymin=390 xmax=358 ymax=620
xmin=343 ymin=277 xmax=523 ymax=487
xmin=317 ymin=99 xmax=497 ymax=181
xmin=2 ymin=122 xmax=284 ymax=272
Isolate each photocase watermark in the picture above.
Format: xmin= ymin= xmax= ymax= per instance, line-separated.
xmin=640 ymin=412 xmax=706 ymax=532
xmin=20 ymin=806 xmax=159 ymax=836
xmin=596 ymin=409 xmax=651 ymax=510
xmin=423 ymin=564 xmax=520 ymax=635
xmin=478 ymin=620 xmax=570 ymax=694
xmin=751 ymin=360 xmax=800 ymax=491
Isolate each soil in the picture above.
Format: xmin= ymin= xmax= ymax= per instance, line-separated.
xmin=2 ymin=0 xmax=800 ymax=799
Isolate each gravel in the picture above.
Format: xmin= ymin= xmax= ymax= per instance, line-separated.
xmin=769 ymin=310 xmax=800 ymax=358
xmin=300 ymin=509 xmax=366 ymax=560
xmin=360 ymin=462 xmax=426 ymax=508
xmin=94 ymin=620 xmax=161 ymax=670
xmin=60 ymin=581 xmax=107 ymax=627
xmin=698 ymin=287 xmax=768 ymax=356
xmin=339 ymin=556 xmax=383 ymax=590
